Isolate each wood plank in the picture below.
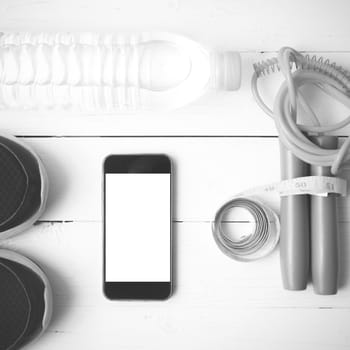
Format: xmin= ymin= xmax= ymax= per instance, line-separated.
xmin=16 ymin=136 xmax=281 ymax=221
xmin=17 ymin=136 xmax=350 ymax=222
xmin=0 ymin=51 xmax=349 ymax=136
xmin=0 ymin=0 xmax=349 ymax=51
xmin=4 ymin=222 xmax=350 ymax=309
xmin=1 ymin=221 xmax=350 ymax=350
xmin=36 ymin=307 xmax=350 ymax=350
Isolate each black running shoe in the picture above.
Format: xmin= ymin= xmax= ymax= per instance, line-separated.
xmin=0 ymin=134 xmax=48 ymax=239
xmin=0 ymin=249 xmax=52 ymax=350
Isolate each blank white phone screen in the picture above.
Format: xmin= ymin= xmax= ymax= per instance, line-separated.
xmin=105 ymin=173 xmax=171 ymax=282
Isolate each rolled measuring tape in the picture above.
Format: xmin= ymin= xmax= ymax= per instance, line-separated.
xmin=212 ymin=175 xmax=347 ymax=262
xmin=212 ymin=197 xmax=280 ymax=261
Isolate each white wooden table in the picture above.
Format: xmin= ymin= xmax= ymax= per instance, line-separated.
xmin=1 ymin=1 xmax=350 ymax=349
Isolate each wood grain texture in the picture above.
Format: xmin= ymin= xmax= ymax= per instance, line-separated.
xmin=0 ymin=0 xmax=349 ymax=51
xmin=18 ymin=136 xmax=281 ymax=221
xmin=15 ymin=136 xmax=350 ymax=222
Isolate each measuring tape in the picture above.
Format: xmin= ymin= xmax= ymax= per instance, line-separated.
xmin=212 ymin=175 xmax=347 ymax=262
xmin=244 ymin=176 xmax=347 ymax=197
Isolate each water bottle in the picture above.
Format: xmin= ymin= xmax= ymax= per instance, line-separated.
xmin=0 ymin=32 xmax=241 ymax=111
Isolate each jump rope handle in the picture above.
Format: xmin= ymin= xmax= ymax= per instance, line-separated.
xmin=280 ymin=144 xmax=310 ymax=290
xmin=310 ymin=136 xmax=339 ymax=295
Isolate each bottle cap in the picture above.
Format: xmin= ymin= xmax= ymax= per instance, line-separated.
xmin=211 ymin=51 xmax=241 ymax=91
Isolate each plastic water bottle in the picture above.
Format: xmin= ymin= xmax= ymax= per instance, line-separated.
xmin=0 ymin=32 xmax=241 ymax=111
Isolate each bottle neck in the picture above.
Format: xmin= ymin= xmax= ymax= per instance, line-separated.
xmin=209 ymin=51 xmax=241 ymax=91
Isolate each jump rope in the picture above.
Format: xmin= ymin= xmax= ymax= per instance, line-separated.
xmin=214 ymin=47 xmax=350 ymax=295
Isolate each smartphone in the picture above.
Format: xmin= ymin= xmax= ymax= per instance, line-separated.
xmin=103 ymin=154 xmax=172 ymax=300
